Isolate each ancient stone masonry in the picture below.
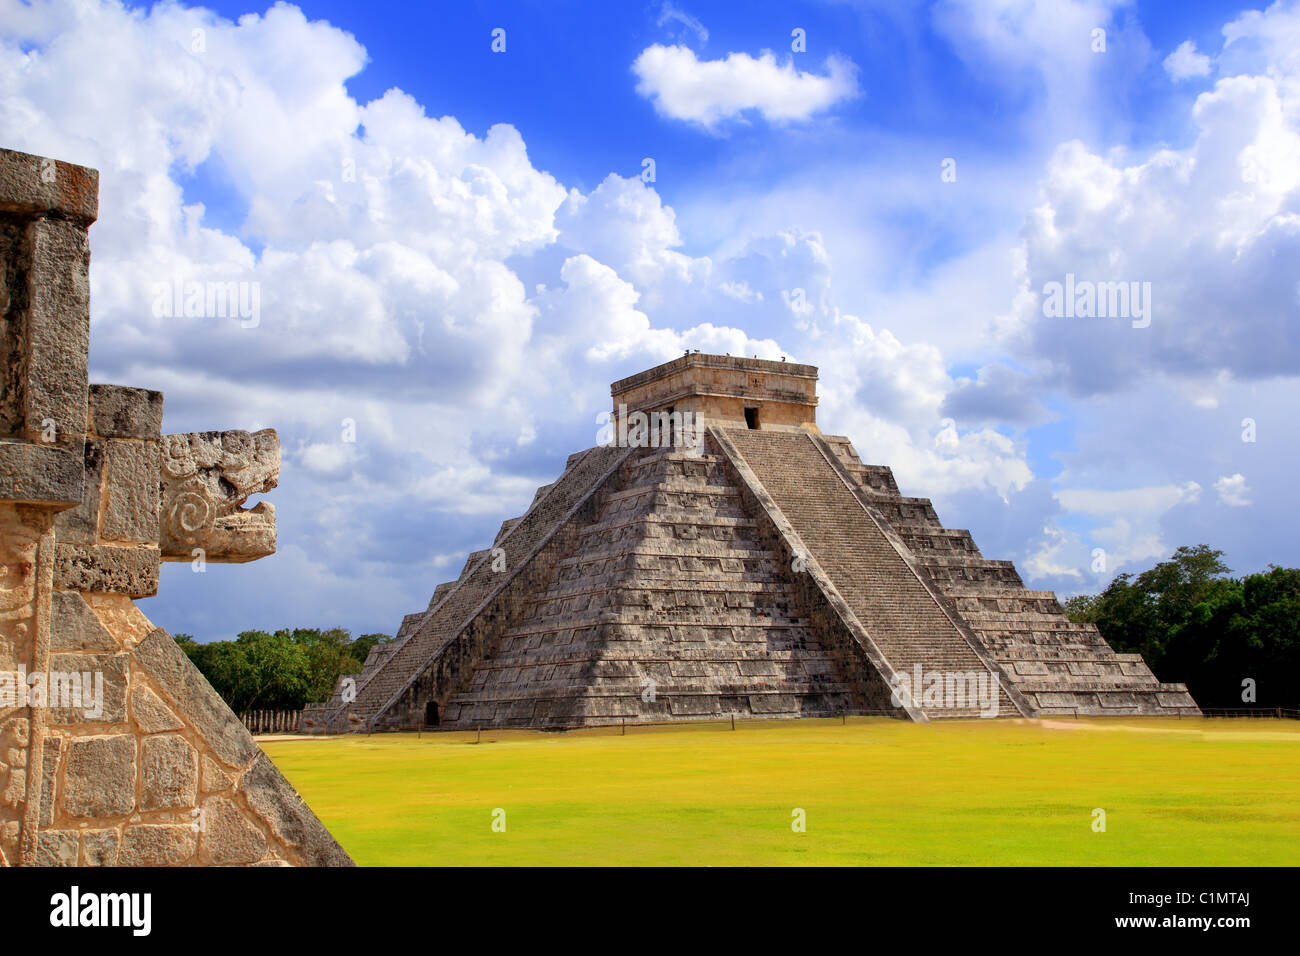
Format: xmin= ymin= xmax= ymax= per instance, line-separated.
xmin=325 ymin=353 xmax=1198 ymax=731
xmin=0 ymin=147 xmax=351 ymax=866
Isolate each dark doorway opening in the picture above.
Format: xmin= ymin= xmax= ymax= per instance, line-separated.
xmin=744 ymin=407 xmax=760 ymax=429
xmin=424 ymin=701 xmax=439 ymax=726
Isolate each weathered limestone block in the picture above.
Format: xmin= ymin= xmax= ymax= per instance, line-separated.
xmin=200 ymin=796 xmax=268 ymax=864
xmin=139 ymin=733 xmax=198 ymax=810
xmin=0 ymin=514 xmax=40 ymax=662
xmin=50 ymin=590 xmax=118 ymax=653
xmin=47 ymin=652 xmax=127 ymax=724
xmin=34 ymin=828 xmax=79 ymax=866
xmin=80 ymin=828 xmax=120 ymax=866
xmin=88 ymin=384 xmax=163 ymax=440
xmin=1 ymin=765 xmax=24 ymax=813
xmin=241 ymin=753 xmax=353 ymax=866
xmin=131 ymin=683 xmax=183 ymax=733
xmin=42 ymin=739 xmax=65 ymax=825
xmin=100 ymin=440 xmax=160 ymax=542
xmin=200 ymin=753 xmax=233 ymax=793
xmin=54 ymin=543 xmax=160 ymax=597
xmin=159 ymin=429 xmax=278 ymax=563
xmin=21 ymin=217 xmax=92 ymax=447
xmin=0 ymin=441 xmax=83 ymax=505
xmin=131 ymin=628 xmax=259 ymax=768
xmin=0 ymin=223 xmax=25 ymax=439
xmin=128 ymin=628 xmax=191 ymax=700
xmin=82 ymin=592 xmax=153 ymax=649
xmin=0 ymin=147 xmax=99 ymax=223
xmin=0 ymin=720 xmax=30 ymax=823
xmin=119 ymin=824 xmax=196 ymax=866
xmin=62 ymin=735 xmax=136 ymax=818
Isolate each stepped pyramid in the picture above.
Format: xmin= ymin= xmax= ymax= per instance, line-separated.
xmin=305 ymin=354 xmax=1197 ymax=732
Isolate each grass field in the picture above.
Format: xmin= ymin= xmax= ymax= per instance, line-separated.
xmin=261 ymin=716 xmax=1300 ymax=866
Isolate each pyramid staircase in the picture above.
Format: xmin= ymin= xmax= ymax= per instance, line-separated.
xmin=818 ymin=436 xmax=1199 ymax=716
xmin=717 ymin=428 xmax=1026 ymax=719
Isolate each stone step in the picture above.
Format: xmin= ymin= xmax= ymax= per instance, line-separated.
xmin=455 ymin=670 xmax=855 ymax=696
xmin=494 ymin=517 xmax=520 ymax=545
xmin=530 ymin=482 xmax=556 ymax=506
xmin=819 ymin=437 xmax=902 ymax=495
xmin=895 ymin=527 xmax=983 ymax=556
xmin=721 ymin=428 xmax=1019 ymax=720
xmin=498 ymin=616 xmax=818 ymax=640
xmin=458 ymin=549 xmax=490 ymax=580
xmin=427 ymin=580 xmax=456 ymax=610
xmin=440 ymin=690 xmax=857 ymax=728
xmin=577 ymin=511 xmax=758 ymax=538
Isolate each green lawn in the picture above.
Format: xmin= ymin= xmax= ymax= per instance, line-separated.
xmin=261 ymin=717 xmax=1300 ymax=866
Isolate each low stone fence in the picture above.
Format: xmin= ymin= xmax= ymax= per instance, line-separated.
xmin=241 ymin=710 xmax=304 ymax=734
xmin=1201 ymin=707 xmax=1299 ymax=719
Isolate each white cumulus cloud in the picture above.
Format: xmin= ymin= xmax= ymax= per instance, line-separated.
xmin=1214 ymin=473 xmax=1252 ymax=506
xmin=1164 ymin=40 xmax=1212 ymax=81
xmin=631 ymin=44 xmax=858 ymax=129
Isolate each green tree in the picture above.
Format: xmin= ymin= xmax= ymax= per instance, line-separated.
xmin=283 ymin=627 xmax=364 ymax=704
xmin=1073 ymin=546 xmax=1299 ymax=708
xmin=1061 ymin=594 xmax=1100 ymax=624
xmin=234 ymin=630 xmax=311 ymax=711
xmin=174 ymin=626 xmax=391 ymax=711
xmin=1094 ymin=545 xmax=1232 ymax=666
xmin=350 ymin=632 xmax=391 ymax=667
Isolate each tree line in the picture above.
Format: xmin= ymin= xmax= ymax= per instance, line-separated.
xmin=1063 ymin=545 xmax=1299 ymax=709
xmin=174 ymin=628 xmax=391 ymax=713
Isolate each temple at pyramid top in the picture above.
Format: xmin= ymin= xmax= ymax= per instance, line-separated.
xmin=611 ymin=352 xmax=819 ymax=432
xmin=306 ymin=351 xmax=1199 ymax=734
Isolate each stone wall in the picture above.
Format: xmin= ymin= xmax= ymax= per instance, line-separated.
xmin=0 ymin=146 xmax=351 ymax=866
xmin=610 ymin=353 xmax=820 ymax=432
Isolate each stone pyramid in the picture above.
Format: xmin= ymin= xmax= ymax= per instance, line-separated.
xmin=309 ymin=353 xmax=1197 ymax=732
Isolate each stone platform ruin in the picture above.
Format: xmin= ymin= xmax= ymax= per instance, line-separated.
xmin=311 ymin=353 xmax=1198 ymax=733
xmin=0 ymin=147 xmax=351 ymax=866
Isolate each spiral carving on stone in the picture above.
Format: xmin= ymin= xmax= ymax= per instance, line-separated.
xmin=163 ymin=487 xmax=214 ymax=545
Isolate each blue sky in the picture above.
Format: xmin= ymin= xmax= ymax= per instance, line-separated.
xmin=178 ymin=0 xmax=1244 ymax=230
xmin=4 ymin=0 xmax=1298 ymax=640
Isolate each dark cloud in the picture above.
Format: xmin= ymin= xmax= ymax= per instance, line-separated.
xmin=941 ymin=363 xmax=1055 ymax=426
